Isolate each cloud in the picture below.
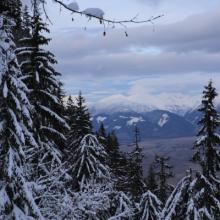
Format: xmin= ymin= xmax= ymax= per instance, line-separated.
xmin=136 ymin=0 xmax=164 ymax=6
xmin=49 ymin=9 xmax=220 ymax=81
xmin=92 ymin=73 xmax=220 ymax=113
xmin=45 ymin=5 xmax=220 ymax=107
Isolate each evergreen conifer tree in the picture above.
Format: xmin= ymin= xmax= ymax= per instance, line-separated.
xmin=16 ymin=4 xmax=69 ymax=168
xmin=14 ymin=5 xmax=31 ymax=48
xmin=106 ymin=131 xmax=131 ymax=192
xmin=193 ymin=81 xmax=220 ymax=179
xmin=162 ymin=171 xmax=220 ymax=219
xmin=15 ymin=4 xmax=71 ymax=218
xmin=109 ymin=191 xmax=136 ymax=220
xmin=138 ymin=190 xmax=162 ymax=220
xmin=154 ymin=155 xmax=174 ymax=204
xmin=0 ymin=0 xmax=21 ymax=21
xmin=71 ymin=134 xmax=111 ymax=190
xmin=0 ymin=6 xmax=43 ymax=219
xmin=146 ymin=164 xmax=158 ymax=193
xmin=65 ymin=92 xmax=93 ymax=182
xmin=66 ymin=92 xmax=92 ymax=153
xmin=97 ymin=122 xmax=108 ymax=147
xmin=129 ymin=126 xmax=145 ymax=201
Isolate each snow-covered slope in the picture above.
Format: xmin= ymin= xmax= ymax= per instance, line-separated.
xmin=92 ymin=110 xmax=196 ymax=144
xmin=90 ymin=96 xmax=155 ymax=115
xmin=90 ymin=94 xmax=200 ymax=116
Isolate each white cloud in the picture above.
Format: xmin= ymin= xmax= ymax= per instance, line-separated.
xmin=92 ymin=73 xmax=220 ymax=114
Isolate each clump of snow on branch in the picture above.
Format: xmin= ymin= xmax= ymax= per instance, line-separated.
xmin=83 ymin=8 xmax=105 ymax=19
xmin=138 ymin=190 xmax=162 ymax=220
xmin=72 ymin=182 xmax=112 ymax=220
xmin=72 ymin=134 xmax=111 ymax=189
xmin=109 ymin=191 xmax=135 ymax=220
xmin=162 ymin=172 xmax=220 ymax=219
xmin=67 ymin=1 xmax=79 ymax=11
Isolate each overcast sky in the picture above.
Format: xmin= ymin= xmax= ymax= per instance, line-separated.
xmin=37 ymin=0 xmax=220 ymax=108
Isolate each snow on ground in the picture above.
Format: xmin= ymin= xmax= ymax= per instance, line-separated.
xmin=158 ymin=114 xmax=169 ymax=127
xmin=113 ymin=126 xmax=121 ymax=130
xmin=127 ymin=117 xmax=145 ymax=126
xmin=96 ymin=116 xmax=107 ymax=123
xmin=119 ymin=116 xmax=128 ymax=119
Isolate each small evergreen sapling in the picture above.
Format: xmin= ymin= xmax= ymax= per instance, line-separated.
xmin=138 ymin=190 xmax=162 ymax=220
xmin=71 ymin=134 xmax=111 ymax=190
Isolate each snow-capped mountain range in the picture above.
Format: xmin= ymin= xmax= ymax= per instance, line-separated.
xmin=90 ymin=101 xmax=220 ymax=144
xmin=89 ymin=94 xmax=204 ymax=116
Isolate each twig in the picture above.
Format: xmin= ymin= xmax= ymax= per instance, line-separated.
xmin=53 ymin=0 xmax=164 ymax=26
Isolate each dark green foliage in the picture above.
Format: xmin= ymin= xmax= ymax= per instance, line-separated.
xmin=18 ymin=11 xmax=68 ymax=141
xmin=145 ymin=164 xmax=158 ymax=193
xmin=65 ymin=92 xmax=92 ymax=158
xmin=154 ymin=155 xmax=174 ymax=204
xmin=14 ymin=5 xmax=31 ymax=47
xmin=97 ymin=122 xmax=108 ymax=147
xmin=0 ymin=0 xmax=21 ymax=20
xmin=16 ymin=7 xmax=69 ymax=181
xmin=106 ymin=131 xmax=131 ymax=192
xmin=129 ymin=126 xmax=145 ymax=201
xmin=193 ymin=81 xmax=220 ymax=179
xmin=65 ymin=92 xmax=94 ymax=188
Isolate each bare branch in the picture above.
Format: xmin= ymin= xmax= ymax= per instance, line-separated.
xmin=52 ymin=0 xmax=164 ymax=26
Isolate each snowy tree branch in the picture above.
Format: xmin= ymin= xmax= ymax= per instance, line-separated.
xmin=52 ymin=0 xmax=163 ymax=34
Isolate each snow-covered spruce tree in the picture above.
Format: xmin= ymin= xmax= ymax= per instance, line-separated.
xmin=154 ymin=155 xmax=174 ymax=204
xmin=138 ymin=190 xmax=162 ymax=220
xmin=72 ymin=181 xmax=112 ymax=220
xmin=15 ymin=5 xmax=71 ymax=218
xmin=145 ymin=164 xmax=158 ymax=193
xmin=70 ymin=181 xmax=135 ymax=220
xmin=161 ymin=173 xmax=191 ymax=220
xmin=109 ymin=191 xmax=136 ymax=220
xmin=71 ymin=134 xmax=111 ymax=190
xmin=129 ymin=126 xmax=145 ymax=201
xmin=0 ymin=6 xmax=43 ymax=219
xmin=162 ymin=171 xmax=220 ymax=219
xmin=193 ymin=80 xmax=220 ymax=179
xmin=16 ymin=4 xmax=69 ymax=167
xmin=65 ymin=92 xmax=92 ymax=156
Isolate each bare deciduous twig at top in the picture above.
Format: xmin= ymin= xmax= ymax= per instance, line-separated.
xmin=51 ymin=0 xmax=164 ymax=35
